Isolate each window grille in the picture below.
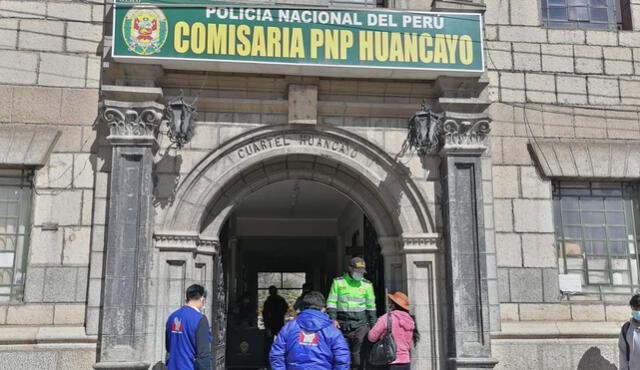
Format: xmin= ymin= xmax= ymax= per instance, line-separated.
xmin=553 ymin=182 xmax=640 ymax=301
xmin=0 ymin=169 xmax=33 ymax=302
xmin=541 ymin=0 xmax=632 ymax=30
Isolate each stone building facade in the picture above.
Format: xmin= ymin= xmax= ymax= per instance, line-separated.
xmin=485 ymin=2 xmax=640 ymax=368
xmin=0 ymin=0 xmax=103 ymax=368
xmin=0 ymin=0 xmax=638 ymax=369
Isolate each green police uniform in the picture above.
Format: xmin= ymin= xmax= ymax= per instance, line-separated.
xmin=326 ymin=273 xmax=376 ymax=370
xmin=326 ymin=273 xmax=377 ymax=329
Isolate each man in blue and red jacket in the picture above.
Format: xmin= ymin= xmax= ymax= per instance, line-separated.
xmin=269 ymin=291 xmax=350 ymax=370
xmin=165 ymin=284 xmax=213 ymax=370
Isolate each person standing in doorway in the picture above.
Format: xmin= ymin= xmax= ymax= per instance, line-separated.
xmin=327 ymin=257 xmax=377 ymax=370
xmin=367 ymin=292 xmax=419 ymax=370
xmin=263 ymin=285 xmax=289 ymax=337
xmin=165 ymin=284 xmax=213 ymax=370
xmin=619 ymin=293 xmax=640 ymax=369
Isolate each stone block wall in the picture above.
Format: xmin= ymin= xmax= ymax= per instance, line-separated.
xmin=485 ymin=1 xmax=640 ymax=368
xmin=492 ymin=338 xmax=619 ymax=370
xmin=151 ymin=73 xmax=444 ymax=248
xmin=0 ymin=0 xmax=103 ymax=366
xmin=154 ymin=74 xmax=440 ymax=208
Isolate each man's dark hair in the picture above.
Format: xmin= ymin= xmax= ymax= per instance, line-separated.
xmin=186 ymin=284 xmax=206 ymax=302
xmin=299 ymin=291 xmax=326 ymax=311
xmin=630 ymin=294 xmax=640 ymax=307
xmin=269 ymin=285 xmax=278 ymax=294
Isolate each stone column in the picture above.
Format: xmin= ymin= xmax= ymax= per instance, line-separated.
xmin=378 ymin=237 xmax=404 ymax=293
xmin=94 ymin=100 xmax=165 ymax=370
xmin=399 ymin=234 xmax=441 ymax=370
xmin=438 ymin=112 xmax=498 ymax=369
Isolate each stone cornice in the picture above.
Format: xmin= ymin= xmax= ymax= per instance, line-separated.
xmin=0 ymin=326 xmax=97 ymax=345
xmin=400 ymin=233 xmax=440 ymax=254
xmin=530 ymin=138 xmax=640 ymax=180
xmin=100 ymin=100 xmax=164 ymax=144
xmin=493 ymin=321 xmax=621 ymax=340
xmin=153 ymin=232 xmax=219 ymax=255
xmin=0 ymin=124 xmax=60 ymax=168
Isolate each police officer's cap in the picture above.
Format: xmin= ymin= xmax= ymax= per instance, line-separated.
xmin=349 ymin=257 xmax=367 ymax=273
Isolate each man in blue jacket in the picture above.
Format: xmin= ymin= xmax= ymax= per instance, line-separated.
xmin=165 ymin=284 xmax=213 ymax=370
xmin=269 ymin=291 xmax=350 ymax=370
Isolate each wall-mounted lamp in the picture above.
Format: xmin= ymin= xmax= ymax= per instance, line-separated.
xmin=407 ymin=103 xmax=442 ymax=155
xmin=165 ymin=92 xmax=197 ymax=148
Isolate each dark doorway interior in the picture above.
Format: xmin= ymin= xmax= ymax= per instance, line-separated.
xmin=211 ymin=180 xmax=385 ymax=369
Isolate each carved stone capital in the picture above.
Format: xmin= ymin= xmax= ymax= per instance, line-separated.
xmin=439 ymin=112 xmax=491 ymax=155
xmin=100 ymin=100 xmax=164 ymax=145
xmin=406 ymin=109 xmax=491 ymax=158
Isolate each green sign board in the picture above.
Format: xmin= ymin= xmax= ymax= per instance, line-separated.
xmin=112 ymin=1 xmax=484 ymax=74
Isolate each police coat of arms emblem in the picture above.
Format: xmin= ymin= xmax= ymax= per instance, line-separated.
xmin=122 ymin=7 xmax=168 ymax=56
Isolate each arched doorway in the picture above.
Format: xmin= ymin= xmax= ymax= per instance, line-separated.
xmin=219 ymin=179 xmax=385 ymax=368
xmin=154 ymin=125 xmax=440 ymax=369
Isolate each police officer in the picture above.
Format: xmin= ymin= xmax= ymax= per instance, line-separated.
xmin=327 ymin=257 xmax=377 ymax=370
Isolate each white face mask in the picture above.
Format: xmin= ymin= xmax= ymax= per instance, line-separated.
xmin=351 ymin=272 xmax=364 ymax=281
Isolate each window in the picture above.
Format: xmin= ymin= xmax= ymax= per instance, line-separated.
xmin=554 ymin=182 xmax=640 ymax=300
xmin=0 ymin=170 xmax=33 ymax=302
xmin=541 ymin=0 xmax=632 ymax=30
xmin=257 ymin=272 xmax=305 ymax=328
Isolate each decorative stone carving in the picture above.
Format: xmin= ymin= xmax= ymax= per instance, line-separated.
xmin=153 ymin=232 xmax=218 ymax=254
xmin=400 ymin=233 xmax=440 ymax=253
xmin=198 ymin=237 xmax=219 ymax=249
xmin=441 ymin=112 xmax=491 ymax=149
xmin=405 ymin=108 xmax=491 ymax=157
xmin=401 ymin=233 xmax=440 ymax=246
xmin=101 ymin=99 xmax=164 ymax=141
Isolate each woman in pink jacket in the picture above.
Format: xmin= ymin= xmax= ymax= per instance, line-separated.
xmin=367 ymin=291 xmax=420 ymax=370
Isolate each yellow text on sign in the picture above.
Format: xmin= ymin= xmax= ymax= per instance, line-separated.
xmin=358 ymin=31 xmax=474 ymax=65
xmin=172 ymin=21 xmax=474 ymax=66
xmin=309 ymin=29 xmax=354 ymax=60
xmin=174 ymin=22 xmax=306 ymax=58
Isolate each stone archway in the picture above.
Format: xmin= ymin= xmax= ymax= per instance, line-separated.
xmin=158 ymin=124 xmax=435 ymax=240
xmin=152 ymin=124 xmax=443 ymax=369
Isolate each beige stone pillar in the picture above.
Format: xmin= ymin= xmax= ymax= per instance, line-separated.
xmin=400 ymin=234 xmax=441 ymax=370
